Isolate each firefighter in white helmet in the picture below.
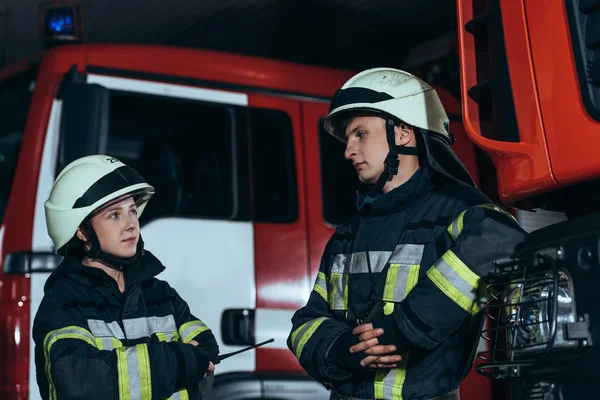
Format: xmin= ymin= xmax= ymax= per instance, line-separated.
xmin=288 ymin=68 xmax=526 ymax=399
xmin=33 ymin=155 xmax=218 ymax=399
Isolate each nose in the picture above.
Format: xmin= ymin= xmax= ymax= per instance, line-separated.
xmin=124 ymin=213 xmax=137 ymax=232
xmin=344 ymin=138 xmax=357 ymax=160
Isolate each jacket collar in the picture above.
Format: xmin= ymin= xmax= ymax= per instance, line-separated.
xmin=356 ymin=164 xmax=439 ymax=217
xmin=44 ymin=250 xmax=165 ymax=293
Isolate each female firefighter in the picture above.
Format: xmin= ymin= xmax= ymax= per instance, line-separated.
xmin=33 ymin=154 xmax=218 ymax=400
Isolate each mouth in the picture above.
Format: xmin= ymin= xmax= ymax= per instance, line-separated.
xmin=122 ymin=237 xmax=137 ymax=244
xmin=353 ymin=162 xmax=365 ymax=171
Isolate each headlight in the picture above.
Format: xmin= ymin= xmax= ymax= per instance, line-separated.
xmin=503 ymin=268 xmax=578 ymax=357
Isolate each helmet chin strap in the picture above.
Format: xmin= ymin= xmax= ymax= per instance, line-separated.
xmin=368 ymin=118 xmax=419 ymax=195
xmin=84 ymin=226 xmax=145 ymax=271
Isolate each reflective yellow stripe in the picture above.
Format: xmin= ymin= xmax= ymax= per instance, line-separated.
xmin=427 ymin=250 xmax=483 ymax=315
xmin=328 ymin=273 xmax=348 ymax=310
xmin=156 ymin=332 xmax=168 ymax=341
xmin=448 ymin=204 xmax=517 ymax=241
xmin=374 ymin=353 xmax=408 ymax=399
xmin=137 ymin=344 xmax=152 ymax=400
xmin=314 ymin=272 xmax=328 ymax=301
xmin=290 ymin=317 xmax=328 ymax=358
xmin=116 ymin=347 xmax=131 ymax=400
xmin=43 ymin=326 xmax=97 ymax=400
xmin=95 ymin=337 xmax=104 ymax=350
xmin=168 ymin=389 xmax=190 ymax=400
xmin=382 ymin=263 xmax=420 ymax=315
xmin=179 ymin=320 xmax=210 ymax=344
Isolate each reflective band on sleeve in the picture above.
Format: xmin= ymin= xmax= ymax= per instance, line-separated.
xmin=314 ymin=272 xmax=328 ymax=302
xmin=43 ymin=326 xmax=98 ymax=400
xmin=116 ymin=344 xmax=152 ymax=400
xmin=290 ymin=317 xmax=328 ymax=358
xmin=448 ymin=204 xmax=518 ymax=241
xmin=374 ymin=352 xmax=409 ymax=399
xmin=427 ymin=250 xmax=483 ymax=315
xmin=179 ymin=320 xmax=210 ymax=344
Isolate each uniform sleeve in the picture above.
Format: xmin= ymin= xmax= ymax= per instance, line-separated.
xmin=33 ymin=297 xmax=211 ymax=400
xmin=167 ymin=283 xmax=220 ymax=364
xmin=372 ymin=204 xmax=527 ymax=352
xmin=287 ymin=241 xmax=359 ymax=384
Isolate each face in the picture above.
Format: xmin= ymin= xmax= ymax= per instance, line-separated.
xmin=343 ymin=116 xmax=390 ymax=185
xmin=78 ymin=196 xmax=140 ymax=258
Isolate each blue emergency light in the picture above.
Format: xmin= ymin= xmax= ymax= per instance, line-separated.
xmin=45 ymin=7 xmax=75 ymax=37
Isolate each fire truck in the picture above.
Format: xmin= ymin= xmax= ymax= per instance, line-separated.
xmin=0 ymin=21 xmax=489 ymax=400
xmin=457 ymin=0 xmax=598 ymax=399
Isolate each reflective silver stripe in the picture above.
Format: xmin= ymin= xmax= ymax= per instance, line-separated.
xmin=87 ymin=319 xmax=125 ymax=340
xmin=427 ymin=251 xmax=482 ymax=315
xmin=389 ymin=244 xmax=424 ymax=266
xmin=170 ymin=391 xmax=181 ymax=400
xmin=98 ymin=337 xmax=121 ymax=350
xmin=314 ymin=272 xmax=328 ymax=301
xmin=123 ymin=315 xmax=178 ymax=340
xmin=116 ymin=344 xmax=151 ymax=400
xmin=331 ymin=244 xmax=424 ymax=274
xmin=179 ymin=320 xmax=209 ymax=343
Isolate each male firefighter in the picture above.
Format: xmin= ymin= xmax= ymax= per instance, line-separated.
xmin=287 ymin=68 xmax=526 ymax=400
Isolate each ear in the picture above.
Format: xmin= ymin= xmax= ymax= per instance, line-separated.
xmin=76 ymin=226 xmax=88 ymax=243
xmin=394 ymin=122 xmax=415 ymax=146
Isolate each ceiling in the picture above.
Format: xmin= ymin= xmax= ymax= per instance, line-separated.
xmin=0 ymin=0 xmax=458 ymax=73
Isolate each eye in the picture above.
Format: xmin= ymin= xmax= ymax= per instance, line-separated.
xmin=357 ymin=130 xmax=367 ymax=139
xmin=130 ymin=209 xmax=138 ymax=216
xmin=109 ymin=212 xmax=119 ymax=220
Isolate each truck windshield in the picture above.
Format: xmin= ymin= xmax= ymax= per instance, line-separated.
xmin=0 ymin=68 xmax=36 ymax=224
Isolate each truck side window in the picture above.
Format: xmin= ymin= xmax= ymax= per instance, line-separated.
xmin=0 ymin=68 xmax=36 ymax=224
xmin=106 ymin=91 xmax=249 ymax=222
xmin=249 ymin=108 xmax=297 ymax=223
xmin=318 ymin=119 xmax=359 ymax=226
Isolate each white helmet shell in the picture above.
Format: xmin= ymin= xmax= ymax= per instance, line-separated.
xmin=324 ymin=67 xmax=450 ymax=142
xmin=44 ymin=155 xmax=154 ymax=252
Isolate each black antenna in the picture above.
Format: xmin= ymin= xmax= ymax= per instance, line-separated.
xmin=218 ymin=338 xmax=274 ymax=361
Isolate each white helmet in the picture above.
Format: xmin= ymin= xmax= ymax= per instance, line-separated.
xmin=45 ymin=155 xmax=154 ymax=253
xmin=324 ymin=67 xmax=450 ymax=142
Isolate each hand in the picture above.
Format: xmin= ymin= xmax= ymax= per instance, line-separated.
xmin=351 ymin=324 xmax=402 ymax=368
xmin=190 ymin=340 xmax=215 ymax=377
xmin=203 ymin=361 xmax=215 ymax=378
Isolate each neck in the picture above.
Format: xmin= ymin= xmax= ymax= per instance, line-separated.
xmin=381 ymin=156 xmax=420 ymax=193
xmin=82 ymin=257 xmax=125 ymax=292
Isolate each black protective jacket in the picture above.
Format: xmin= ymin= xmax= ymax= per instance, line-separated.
xmin=288 ymin=133 xmax=526 ymax=399
xmin=33 ymin=251 xmax=218 ymax=400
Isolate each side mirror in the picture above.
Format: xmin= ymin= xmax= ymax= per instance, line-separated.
xmin=56 ymin=66 xmax=110 ymax=175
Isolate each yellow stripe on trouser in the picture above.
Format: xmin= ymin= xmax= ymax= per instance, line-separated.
xmin=290 ymin=317 xmax=328 ymax=358
xmin=179 ymin=320 xmax=210 ymax=344
xmin=43 ymin=326 xmax=98 ymax=400
xmin=374 ymin=264 xmax=420 ymax=398
xmin=116 ymin=344 xmax=152 ymax=400
xmin=427 ymin=250 xmax=484 ymax=315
